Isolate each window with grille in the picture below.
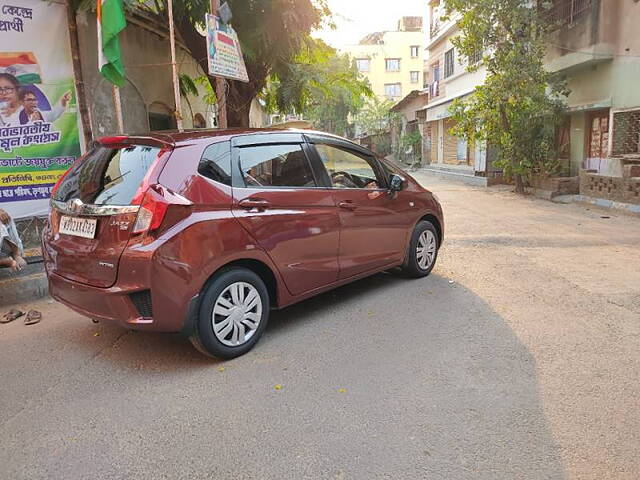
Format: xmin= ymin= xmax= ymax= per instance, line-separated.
xmin=385 ymin=58 xmax=401 ymax=71
xmin=356 ymin=59 xmax=370 ymax=72
xmin=612 ymin=110 xmax=640 ymax=155
xmin=444 ymin=48 xmax=455 ymax=78
xmin=410 ymin=71 xmax=419 ymax=83
xmin=468 ymin=49 xmax=483 ymax=66
xmin=384 ymin=83 xmax=402 ymax=99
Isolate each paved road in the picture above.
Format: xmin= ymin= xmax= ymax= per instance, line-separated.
xmin=1 ymin=173 xmax=639 ymax=479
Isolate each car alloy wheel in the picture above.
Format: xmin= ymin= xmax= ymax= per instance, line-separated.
xmin=212 ymin=282 xmax=263 ymax=347
xmin=416 ymin=230 xmax=437 ymax=270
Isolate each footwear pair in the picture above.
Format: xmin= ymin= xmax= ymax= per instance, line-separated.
xmin=1 ymin=309 xmax=41 ymax=325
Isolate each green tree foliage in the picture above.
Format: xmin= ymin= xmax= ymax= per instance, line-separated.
xmin=176 ymin=0 xmax=332 ymax=127
xmin=74 ymin=0 xmax=331 ymax=127
xmin=178 ymin=73 xmax=198 ymax=119
xmin=445 ymin=0 xmax=569 ymax=193
xmin=356 ymin=97 xmax=400 ymax=137
xmin=395 ymin=130 xmax=423 ymax=164
xmin=352 ymin=97 xmax=402 ymax=156
xmin=263 ymin=41 xmax=373 ymax=136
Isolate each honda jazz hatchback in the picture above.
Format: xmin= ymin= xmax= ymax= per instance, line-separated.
xmin=43 ymin=129 xmax=444 ymax=359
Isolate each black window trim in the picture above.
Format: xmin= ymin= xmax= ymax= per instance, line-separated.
xmin=197 ymin=140 xmax=233 ymax=186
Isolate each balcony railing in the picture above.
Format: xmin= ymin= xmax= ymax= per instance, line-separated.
xmin=429 ymin=4 xmax=446 ymax=39
xmin=549 ymin=0 xmax=593 ymax=26
xmin=430 ymin=20 xmax=441 ymax=38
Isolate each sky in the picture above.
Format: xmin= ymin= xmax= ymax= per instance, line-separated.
xmin=312 ymin=0 xmax=426 ymax=49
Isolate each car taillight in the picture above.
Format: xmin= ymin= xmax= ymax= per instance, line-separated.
xmin=132 ymin=186 xmax=169 ymax=234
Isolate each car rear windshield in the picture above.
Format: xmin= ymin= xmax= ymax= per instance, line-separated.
xmin=53 ymin=144 xmax=160 ymax=205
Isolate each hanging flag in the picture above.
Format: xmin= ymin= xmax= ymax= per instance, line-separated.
xmin=97 ymin=0 xmax=126 ymax=86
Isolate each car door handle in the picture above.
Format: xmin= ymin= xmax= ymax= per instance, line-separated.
xmin=238 ymin=198 xmax=270 ymax=211
xmin=338 ymin=201 xmax=357 ymax=210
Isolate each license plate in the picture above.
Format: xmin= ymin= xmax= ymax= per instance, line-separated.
xmin=59 ymin=215 xmax=97 ymax=239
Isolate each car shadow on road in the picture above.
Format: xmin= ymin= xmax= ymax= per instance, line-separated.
xmin=3 ymin=271 xmax=567 ymax=478
xmin=254 ymin=271 xmax=567 ymax=479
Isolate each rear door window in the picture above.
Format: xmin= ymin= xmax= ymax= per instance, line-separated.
xmin=53 ymin=145 xmax=160 ymax=205
xmin=238 ymin=144 xmax=317 ymax=188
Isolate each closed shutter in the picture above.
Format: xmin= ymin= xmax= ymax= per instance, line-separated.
xmin=430 ymin=122 xmax=439 ymax=164
xmin=443 ymin=118 xmax=458 ymax=164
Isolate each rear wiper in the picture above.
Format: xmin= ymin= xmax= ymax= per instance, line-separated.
xmin=103 ymin=170 xmax=132 ymax=187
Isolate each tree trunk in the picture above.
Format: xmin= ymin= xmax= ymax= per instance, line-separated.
xmin=514 ymin=173 xmax=525 ymax=194
xmin=226 ymin=80 xmax=258 ymax=128
xmin=66 ymin=1 xmax=93 ymax=148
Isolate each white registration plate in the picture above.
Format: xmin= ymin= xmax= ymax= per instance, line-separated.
xmin=59 ymin=215 xmax=98 ymax=239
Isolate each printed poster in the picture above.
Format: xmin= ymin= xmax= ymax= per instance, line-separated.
xmin=0 ymin=0 xmax=80 ymax=218
xmin=206 ymin=14 xmax=249 ymax=83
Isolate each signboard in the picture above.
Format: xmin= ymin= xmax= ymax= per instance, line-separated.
xmin=0 ymin=0 xmax=81 ymax=219
xmin=206 ymin=14 xmax=249 ymax=83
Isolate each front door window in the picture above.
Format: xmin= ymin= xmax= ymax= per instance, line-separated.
xmin=314 ymin=144 xmax=382 ymax=189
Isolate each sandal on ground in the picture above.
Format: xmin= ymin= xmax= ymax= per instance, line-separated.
xmin=24 ymin=310 xmax=42 ymax=326
xmin=1 ymin=308 xmax=25 ymax=324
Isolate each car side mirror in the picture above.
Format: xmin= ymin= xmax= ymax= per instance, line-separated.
xmin=389 ymin=174 xmax=405 ymax=192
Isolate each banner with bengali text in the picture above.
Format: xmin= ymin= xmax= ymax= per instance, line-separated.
xmin=0 ymin=0 xmax=80 ymax=218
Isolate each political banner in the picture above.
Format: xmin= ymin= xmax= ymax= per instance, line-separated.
xmin=206 ymin=14 xmax=249 ymax=83
xmin=0 ymin=0 xmax=81 ymax=219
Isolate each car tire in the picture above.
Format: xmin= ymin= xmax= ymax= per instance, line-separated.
xmin=401 ymin=220 xmax=439 ymax=278
xmin=190 ymin=267 xmax=270 ymax=359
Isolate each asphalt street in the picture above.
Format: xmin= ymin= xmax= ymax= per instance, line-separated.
xmin=1 ymin=173 xmax=639 ymax=479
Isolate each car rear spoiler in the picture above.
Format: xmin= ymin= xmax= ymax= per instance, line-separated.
xmin=97 ymin=135 xmax=175 ymax=149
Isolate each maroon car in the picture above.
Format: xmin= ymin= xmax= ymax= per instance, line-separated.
xmin=43 ymin=129 xmax=443 ymax=358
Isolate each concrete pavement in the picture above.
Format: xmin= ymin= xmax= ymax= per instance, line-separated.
xmin=1 ymin=173 xmax=639 ymax=479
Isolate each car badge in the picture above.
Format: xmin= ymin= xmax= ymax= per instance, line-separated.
xmin=66 ymin=198 xmax=83 ymax=214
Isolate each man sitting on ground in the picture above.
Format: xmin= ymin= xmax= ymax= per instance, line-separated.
xmin=0 ymin=208 xmax=26 ymax=272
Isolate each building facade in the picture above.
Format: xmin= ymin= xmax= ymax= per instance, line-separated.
xmin=544 ymin=0 xmax=640 ymax=204
xmin=547 ymin=0 xmax=640 ymax=169
xmin=420 ymin=0 xmax=490 ymax=177
xmin=341 ymin=17 xmax=425 ymax=103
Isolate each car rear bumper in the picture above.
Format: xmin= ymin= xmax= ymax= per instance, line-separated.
xmin=48 ymin=272 xmax=162 ymax=331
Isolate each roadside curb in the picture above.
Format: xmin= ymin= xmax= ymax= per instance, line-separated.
xmin=416 ymin=167 xmax=492 ymax=187
xmin=552 ymin=194 xmax=640 ymax=216
xmin=0 ymin=262 xmax=48 ymax=307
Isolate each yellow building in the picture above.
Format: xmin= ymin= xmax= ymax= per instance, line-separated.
xmin=341 ymin=17 xmax=424 ymax=102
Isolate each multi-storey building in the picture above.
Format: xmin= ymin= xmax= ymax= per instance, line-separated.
xmin=420 ymin=0 xmax=491 ymax=180
xmin=341 ymin=17 xmax=425 ymax=103
xmin=547 ymin=0 xmax=640 ymax=172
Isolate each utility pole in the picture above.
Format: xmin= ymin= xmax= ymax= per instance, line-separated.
xmin=66 ymin=0 xmax=93 ymax=149
xmin=210 ymin=0 xmax=228 ymax=128
xmin=111 ymin=85 xmax=124 ymax=134
xmin=167 ymin=0 xmax=183 ymax=131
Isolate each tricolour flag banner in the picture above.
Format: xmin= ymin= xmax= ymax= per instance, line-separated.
xmin=97 ymin=0 xmax=126 ymax=87
xmin=0 ymin=52 xmax=42 ymax=85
